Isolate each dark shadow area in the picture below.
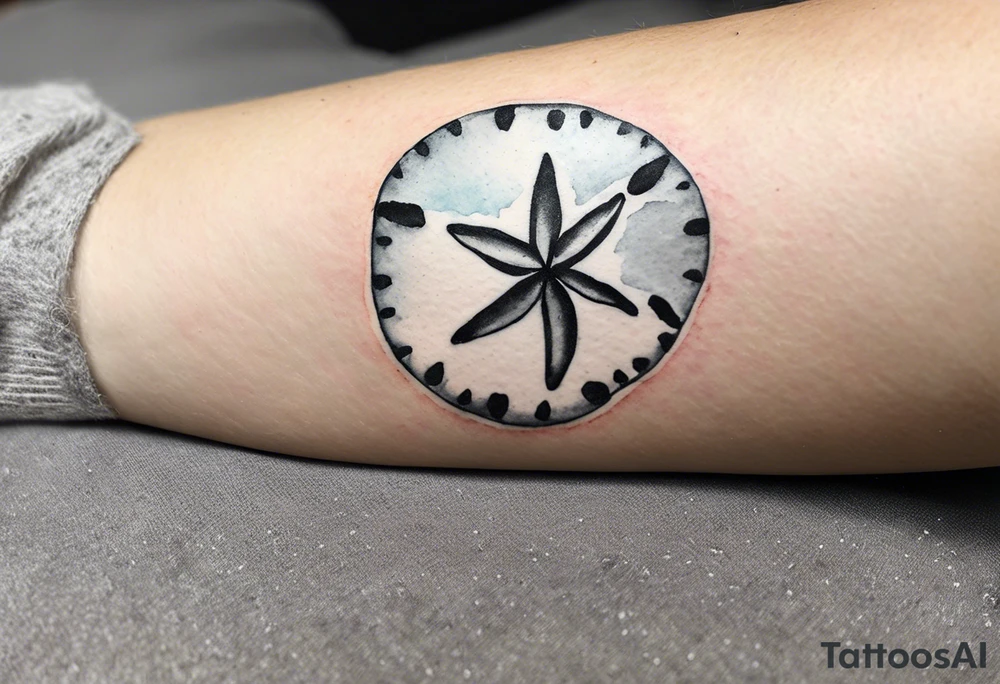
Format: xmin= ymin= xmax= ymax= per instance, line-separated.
xmin=313 ymin=0 xmax=812 ymax=51
xmin=426 ymin=468 xmax=1000 ymax=547
xmin=705 ymin=0 xmax=808 ymax=17
xmin=313 ymin=0 xmax=580 ymax=52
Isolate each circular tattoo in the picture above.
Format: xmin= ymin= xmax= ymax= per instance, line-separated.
xmin=370 ymin=104 xmax=710 ymax=427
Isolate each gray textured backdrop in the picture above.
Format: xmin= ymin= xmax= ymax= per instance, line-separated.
xmin=1 ymin=1 xmax=997 ymax=682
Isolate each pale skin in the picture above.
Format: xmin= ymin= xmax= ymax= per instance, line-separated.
xmin=71 ymin=0 xmax=999 ymax=473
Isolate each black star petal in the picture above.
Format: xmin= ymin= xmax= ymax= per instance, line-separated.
xmin=447 ymin=153 xmax=637 ymax=391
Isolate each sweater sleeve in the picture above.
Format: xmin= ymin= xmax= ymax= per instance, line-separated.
xmin=0 ymin=83 xmax=140 ymax=421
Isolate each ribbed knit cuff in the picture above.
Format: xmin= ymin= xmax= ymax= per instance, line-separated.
xmin=0 ymin=84 xmax=140 ymax=421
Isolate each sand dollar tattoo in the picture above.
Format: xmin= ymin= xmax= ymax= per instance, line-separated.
xmin=370 ymin=104 xmax=710 ymax=427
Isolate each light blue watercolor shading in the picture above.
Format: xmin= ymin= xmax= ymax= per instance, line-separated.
xmin=567 ymin=156 xmax=640 ymax=206
xmin=417 ymin=172 xmax=523 ymax=219
xmin=615 ymin=200 xmax=707 ymax=313
xmin=386 ymin=121 xmax=526 ymax=219
xmin=555 ymin=117 xmax=667 ymax=206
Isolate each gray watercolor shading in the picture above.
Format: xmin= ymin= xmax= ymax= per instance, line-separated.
xmin=615 ymin=200 xmax=709 ymax=315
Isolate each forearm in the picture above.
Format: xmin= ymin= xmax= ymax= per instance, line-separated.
xmin=72 ymin=0 xmax=999 ymax=472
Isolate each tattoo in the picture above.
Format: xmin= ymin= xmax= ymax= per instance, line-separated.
xmin=370 ymin=104 xmax=710 ymax=426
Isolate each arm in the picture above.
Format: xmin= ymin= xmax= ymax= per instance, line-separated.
xmin=71 ymin=0 xmax=1000 ymax=473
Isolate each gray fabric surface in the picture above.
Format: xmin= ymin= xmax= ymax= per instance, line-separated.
xmin=1 ymin=1 xmax=997 ymax=682
xmin=2 ymin=422 xmax=998 ymax=683
xmin=0 ymin=84 xmax=136 ymax=420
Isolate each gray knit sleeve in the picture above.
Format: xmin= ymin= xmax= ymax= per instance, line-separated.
xmin=0 ymin=84 xmax=140 ymax=421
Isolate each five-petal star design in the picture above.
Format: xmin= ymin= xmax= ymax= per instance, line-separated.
xmin=447 ymin=153 xmax=638 ymax=391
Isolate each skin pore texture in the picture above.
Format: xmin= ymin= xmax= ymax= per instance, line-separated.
xmin=71 ymin=0 xmax=999 ymax=473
